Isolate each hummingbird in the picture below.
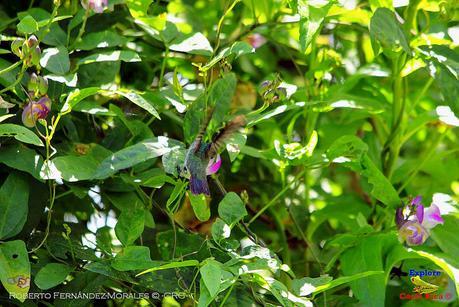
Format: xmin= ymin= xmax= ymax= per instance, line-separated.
xmin=183 ymin=113 xmax=246 ymax=195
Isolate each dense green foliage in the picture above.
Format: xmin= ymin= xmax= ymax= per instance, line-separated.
xmin=0 ymin=0 xmax=458 ymax=306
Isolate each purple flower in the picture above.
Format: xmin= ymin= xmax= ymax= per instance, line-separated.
xmin=22 ymin=97 xmax=51 ymax=128
xmin=81 ymin=0 xmax=108 ymax=13
xmin=396 ymin=196 xmax=444 ymax=246
xmin=399 ymin=221 xmax=428 ymax=246
xmin=206 ymin=154 xmax=221 ymax=175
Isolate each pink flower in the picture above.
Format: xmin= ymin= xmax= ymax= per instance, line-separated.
xmin=81 ymin=0 xmax=108 ymax=13
xmin=22 ymin=97 xmax=51 ymax=128
xmin=246 ymin=34 xmax=267 ymax=49
xmin=206 ymin=154 xmax=221 ymax=175
xmin=422 ymin=204 xmax=444 ymax=229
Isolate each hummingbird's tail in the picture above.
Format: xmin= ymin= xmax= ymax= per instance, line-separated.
xmin=189 ymin=175 xmax=210 ymax=195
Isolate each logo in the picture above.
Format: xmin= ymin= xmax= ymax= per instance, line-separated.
xmin=411 ymin=276 xmax=438 ymax=294
xmin=398 ymin=268 xmax=454 ymax=301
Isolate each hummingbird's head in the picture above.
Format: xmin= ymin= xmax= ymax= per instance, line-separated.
xmin=178 ymin=165 xmax=191 ymax=179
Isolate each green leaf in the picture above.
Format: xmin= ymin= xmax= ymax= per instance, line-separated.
xmin=369 ymin=8 xmax=410 ymax=55
xmin=298 ymin=1 xmax=332 ymax=53
xmin=112 ymin=246 xmax=156 ymax=271
xmin=292 ymin=271 xmax=384 ymax=297
xmin=116 ymin=91 xmax=160 ymax=119
xmin=0 ymin=143 xmax=43 ymax=179
xmin=327 ymin=136 xmax=400 ymax=207
xmin=17 ymin=15 xmax=38 ymax=34
xmin=78 ymin=50 xmax=141 ymax=65
xmin=360 ymin=155 xmax=400 ymax=207
xmin=218 ymin=192 xmax=247 ymax=226
xmin=52 ymin=155 xmax=99 ymax=181
xmin=0 ymin=173 xmax=29 ymax=240
xmin=208 ymin=73 xmax=237 ymax=132
xmin=34 ymin=263 xmax=73 ymax=290
xmin=0 ymin=240 xmax=30 ymax=302
xmin=94 ymin=137 xmax=177 ymax=179
xmin=188 ymin=192 xmax=210 ymax=222
xmin=431 ymin=215 xmax=459 ymax=258
xmin=0 ymin=124 xmax=43 ymax=146
xmin=202 ymin=42 xmax=254 ymax=71
xmin=166 ymin=179 xmax=187 ymax=211
xmin=115 ymin=206 xmax=145 ymax=246
xmin=125 ymin=0 xmax=152 ymax=18
xmin=61 ymin=87 xmax=101 ymax=113
xmin=340 ymin=236 xmax=386 ymax=307
xmin=169 ymin=32 xmax=213 ymax=56
xmin=75 ymin=30 xmax=128 ymax=51
xmin=136 ymin=259 xmax=200 ymax=276
xmin=40 ymin=46 xmax=70 ymax=75
xmin=200 ymin=259 xmax=222 ymax=298
xmin=211 ymin=218 xmax=231 ymax=242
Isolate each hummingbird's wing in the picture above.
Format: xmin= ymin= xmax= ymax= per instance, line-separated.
xmin=193 ymin=108 xmax=214 ymax=153
xmin=207 ymin=115 xmax=246 ymax=158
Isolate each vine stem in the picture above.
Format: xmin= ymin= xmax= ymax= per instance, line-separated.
xmin=0 ymin=61 xmax=21 ymax=76
xmin=397 ymin=128 xmax=447 ymax=193
xmin=247 ymin=170 xmax=306 ymax=225
xmin=70 ymin=7 xmax=90 ymax=50
xmin=213 ymin=0 xmax=241 ymax=53
xmin=0 ymin=63 xmax=26 ymax=94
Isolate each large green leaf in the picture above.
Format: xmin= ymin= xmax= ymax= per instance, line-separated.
xmin=40 ymin=46 xmax=70 ymax=75
xmin=0 ymin=124 xmax=44 ymax=147
xmin=208 ymin=73 xmax=237 ymax=132
xmin=369 ymin=8 xmax=410 ymax=55
xmin=0 ymin=173 xmax=29 ymax=240
xmin=431 ymin=215 xmax=459 ymax=258
xmin=125 ymin=0 xmax=152 ymax=18
xmin=94 ymin=137 xmax=179 ymax=179
xmin=188 ymin=192 xmax=210 ymax=222
xmin=218 ymin=192 xmax=247 ymax=226
xmin=340 ymin=236 xmax=386 ymax=307
xmin=0 ymin=144 xmax=43 ymax=179
xmin=200 ymin=259 xmax=222 ymax=298
xmin=34 ymin=263 xmax=73 ymax=290
xmin=298 ymin=0 xmax=332 ymax=53
xmin=169 ymin=32 xmax=213 ymax=56
xmin=112 ymin=246 xmax=157 ymax=271
xmin=17 ymin=15 xmax=38 ymax=34
xmin=116 ymin=90 xmax=160 ymax=119
xmin=292 ymin=271 xmax=384 ymax=297
xmin=327 ymin=136 xmax=400 ymax=207
xmin=61 ymin=87 xmax=101 ymax=113
xmin=78 ymin=50 xmax=141 ymax=65
xmin=75 ymin=30 xmax=128 ymax=51
xmin=136 ymin=259 xmax=199 ymax=276
xmin=115 ymin=206 xmax=145 ymax=246
xmin=0 ymin=240 xmax=30 ymax=302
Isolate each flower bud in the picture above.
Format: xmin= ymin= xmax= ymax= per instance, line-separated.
xmin=22 ymin=97 xmax=51 ymax=127
xmin=28 ymin=73 xmax=39 ymax=92
xmin=38 ymin=76 xmax=48 ymax=95
xmin=30 ymin=46 xmax=41 ymax=67
xmin=11 ymin=39 xmax=23 ymax=58
xmin=81 ymin=0 xmax=108 ymax=13
xmin=26 ymin=35 xmax=38 ymax=48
